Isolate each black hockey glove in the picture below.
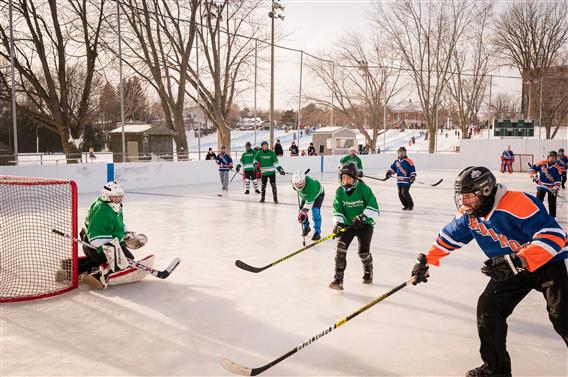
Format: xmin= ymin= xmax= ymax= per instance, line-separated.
xmin=411 ymin=253 xmax=430 ymax=285
xmin=481 ymin=252 xmax=527 ymax=282
xmin=332 ymin=223 xmax=346 ymax=239
xmin=385 ymin=170 xmax=393 ymax=179
xmin=236 ymin=164 xmax=241 ymax=173
xmin=277 ymin=166 xmax=285 ymax=175
xmin=409 ymin=175 xmax=416 ymax=183
xmin=352 ymin=214 xmax=368 ymax=229
xmin=358 ymin=170 xmax=363 ymax=178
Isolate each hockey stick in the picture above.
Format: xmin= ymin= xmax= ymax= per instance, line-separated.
xmin=235 ymin=226 xmax=350 ymax=273
xmin=285 ymin=168 xmax=311 ymax=176
xmin=221 ymin=276 xmax=416 ymax=376
xmin=363 ymin=174 xmax=443 ymax=187
xmin=51 ymin=229 xmax=180 ymax=279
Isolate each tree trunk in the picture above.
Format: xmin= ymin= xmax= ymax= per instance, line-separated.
xmin=59 ymin=130 xmax=81 ymax=164
xmin=216 ymin=120 xmax=231 ymax=153
xmin=172 ymin=111 xmax=188 ymax=160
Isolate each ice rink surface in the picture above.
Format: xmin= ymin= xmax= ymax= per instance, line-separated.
xmin=2 ymin=168 xmax=567 ymax=376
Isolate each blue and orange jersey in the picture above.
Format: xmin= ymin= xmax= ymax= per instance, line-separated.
xmin=502 ymin=150 xmax=515 ymax=161
xmin=425 ymin=185 xmax=567 ymax=273
xmin=557 ymin=155 xmax=567 ymax=173
xmin=388 ymin=157 xmax=416 ymax=186
xmin=215 ymin=153 xmax=233 ymax=171
xmin=529 ymin=161 xmax=561 ymax=191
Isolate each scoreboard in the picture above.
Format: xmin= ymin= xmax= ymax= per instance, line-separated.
xmin=493 ymin=119 xmax=534 ymax=137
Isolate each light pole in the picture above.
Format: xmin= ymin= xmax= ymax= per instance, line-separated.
xmin=117 ymin=1 xmax=126 ymax=162
xmin=269 ymin=0 xmax=284 ymax=149
xmin=296 ymin=50 xmax=303 ymax=150
xmin=538 ymin=47 xmax=544 ymax=140
xmin=8 ymin=0 xmax=18 ymax=162
xmin=254 ymin=39 xmax=258 ymax=146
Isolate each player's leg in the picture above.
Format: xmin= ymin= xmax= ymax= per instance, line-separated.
xmin=355 ymin=224 xmax=374 ymax=284
xmin=562 ymin=172 xmax=566 ymax=189
xmin=260 ymin=175 xmax=268 ymax=202
xmin=311 ymin=192 xmax=325 ymax=240
xmin=269 ymin=175 xmax=278 ymax=203
xmin=244 ymin=171 xmax=251 ymax=194
xmin=330 ymin=228 xmax=355 ymax=290
xmin=403 ymin=185 xmax=414 ymax=210
xmin=472 ymin=277 xmax=531 ymax=376
xmin=547 ymin=191 xmax=557 ymax=218
xmin=398 ymin=185 xmax=408 ymax=209
xmin=535 ymin=189 xmax=545 ymax=203
xmin=534 ymin=259 xmax=568 ymax=346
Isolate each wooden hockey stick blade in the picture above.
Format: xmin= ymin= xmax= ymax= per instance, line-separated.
xmin=220 ymin=358 xmax=254 ymax=376
xmin=430 ymin=178 xmax=443 ymax=187
xmin=235 ymin=259 xmax=269 ymax=273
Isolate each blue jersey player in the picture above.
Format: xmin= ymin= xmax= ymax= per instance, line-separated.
xmin=411 ymin=167 xmax=567 ymax=377
xmin=386 ymin=147 xmax=416 ymax=210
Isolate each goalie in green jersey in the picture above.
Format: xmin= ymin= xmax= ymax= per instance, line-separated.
xmin=330 ymin=163 xmax=379 ymax=290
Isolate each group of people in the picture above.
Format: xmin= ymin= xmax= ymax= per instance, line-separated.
xmin=69 ymin=142 xmax=567 ymax=377
xmin=274 ymin=139 xmax=317 ymax=157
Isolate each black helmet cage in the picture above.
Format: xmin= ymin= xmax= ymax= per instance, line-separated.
xmin=454 ymin=167 xmax=497 ymax=217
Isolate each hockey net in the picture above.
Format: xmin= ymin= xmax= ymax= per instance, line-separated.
xmin=0 ymin=176 xmax=78 ymax=302
xmin=510 ymin=154 xmax=534 ymax=172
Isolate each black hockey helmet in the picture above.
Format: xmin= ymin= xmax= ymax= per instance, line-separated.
xmin=548 ymin=150 xmax=558 ymax=158
xmin=338 ymin=162 xmax=359 ymax=192
xmin=454 ymin=166 xmax=497 ymax=217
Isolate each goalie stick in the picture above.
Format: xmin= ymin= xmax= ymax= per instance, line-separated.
xmin=220 ymin=277 xmax=416 ymax=376
xmin=235 ymin=226 xmax=350 ymax=273
xmin=51 ymin=229 xmax=180 ymax=279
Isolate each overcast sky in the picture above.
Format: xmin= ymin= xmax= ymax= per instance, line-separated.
xmin=239 ymin=0 xmax=523 ymax=112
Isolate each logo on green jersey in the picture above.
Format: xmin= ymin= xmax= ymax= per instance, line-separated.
xmin=342 ymin=200 xmax=364 ymax=208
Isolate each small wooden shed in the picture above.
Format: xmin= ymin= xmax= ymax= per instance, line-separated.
xmin=311 ymin=127 xmax=358 ymax=156
xmin=108 ymin=123 xmax=176 ymax=162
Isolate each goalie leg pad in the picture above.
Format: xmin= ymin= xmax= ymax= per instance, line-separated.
xmin=107 ymin=255 xmax=155 ymax=287
xmin=102 ymin=238 xmax=130 ymax=271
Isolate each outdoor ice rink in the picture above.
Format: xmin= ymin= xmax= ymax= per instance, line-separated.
xmin=2 ymin=169 xmax=567 ymax=377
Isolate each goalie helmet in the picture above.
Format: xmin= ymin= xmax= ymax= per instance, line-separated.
xmin=291 ymin=171 xmax=306 ymax=189
xmin=454 ymin=166 xmax=497 ymax=218
xmin=100 ymin=181 xmax=124 ymax=213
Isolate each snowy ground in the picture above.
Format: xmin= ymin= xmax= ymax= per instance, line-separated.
xmin=1 ymin=169 xmax=567 ymax=376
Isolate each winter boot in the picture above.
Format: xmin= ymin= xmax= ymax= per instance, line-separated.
xmin=311 ymin=232 xmax=321 ymax=241
xmin=465 ymin=366 xmax=511 ymax=377
xmin=329 ymin=274 xmax=344 ymax=290
xmin=244 ymin=190 xmax=250 ymax=194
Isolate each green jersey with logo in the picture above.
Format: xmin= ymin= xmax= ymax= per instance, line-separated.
xmin=238 ymin=149 xmax=256 ymax=172
xmin=84 ymin=198 xmax=126 ymax=246
xmin=254 ymin=149 xmax=281 ymax=176
xmin=297 ymin=176 xmax=324 ymax=210
xmin=333 ymin=181 xmax=378 ymax=226
xmin=339 ymin=154 xmax=363 ymax=172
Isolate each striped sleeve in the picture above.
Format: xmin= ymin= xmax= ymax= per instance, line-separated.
xmin=426 ymin=215 xmax=473 ymax=266
xmin=519 ymin=223 xmax=567 ymax=272
xmin=332 ymin=190 xmax=345 ymax=225
xmin=362 ymin=185 xmax=379 ymax=223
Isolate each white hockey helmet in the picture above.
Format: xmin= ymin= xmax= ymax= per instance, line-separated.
xmin=291 ymin=171 xmax=306 ymax=189
xmin=100 ymin=181 xmax=124 ymax=212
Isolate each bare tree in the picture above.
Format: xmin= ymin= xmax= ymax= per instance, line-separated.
xmin=0 ymin=0 xmax=107 ymax=161
xmin=376 ymin=0 xmax=482 ymax=153
xmin=447 ymin=2 xmax=494 ymax=139
xmin=541 ymin=65 xmax=568 ymax=139
xmin=490 ymin=93 xmax=521 ymax=120
xmin=493 ymin=1 xmax=568 ymax=119
xmin=182 ymin=0 xmax=267 ymax=152
xmin=307 ymin=32 xmax=404 ymax=152
xmin=115 ymin=0 xmax=199 ymax=156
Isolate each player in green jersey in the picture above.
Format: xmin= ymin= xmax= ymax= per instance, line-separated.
xmin=236 ymin=142 xmax=260 ymax=194
xmin=330 ymin=163 xmax=379 ymax=290
xmin=339 ymin=148 xmax=363 ymax=177
xmin=254 ymin=141 xmax=285 ymax=203
xmin=292 ymin=171 xmax=325 ymax=241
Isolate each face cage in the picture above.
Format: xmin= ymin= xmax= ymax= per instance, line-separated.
xmin=293 ymin=181 xmax=306 ymax=190
xmin=454 ymin=190 xmax=488 ymax=216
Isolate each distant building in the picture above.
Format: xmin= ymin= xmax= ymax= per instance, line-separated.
xmin=311 ymin=127 xmax=357 ymax=156
xmin=108 ymin=122 xmax=176 ymax=162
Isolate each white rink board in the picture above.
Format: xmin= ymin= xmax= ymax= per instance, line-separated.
xmin=1 ymin=168 xmax=566 ymax=376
